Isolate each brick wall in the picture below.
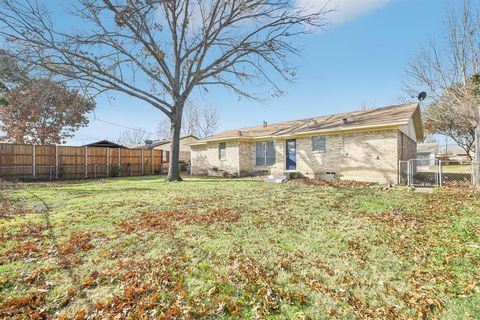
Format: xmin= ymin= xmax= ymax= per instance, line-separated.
xmin=397 ymin=131 xmax=417 ymax=161
xmin=191 ymin=142 xmax=240 ymax=175
xmin=294 ymin=130 xmax=401 ymax=184
xmin=191 ymin=129 xmax=415 ymax=184
xmin=179 ymin=151 xmax=191 ymax=164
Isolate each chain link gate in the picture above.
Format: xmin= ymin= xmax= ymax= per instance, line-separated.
xmin=399 ymin=159 xmax=475 ymax=187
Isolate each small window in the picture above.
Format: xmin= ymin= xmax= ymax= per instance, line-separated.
xmin=219 ymin=142 xmax=226 ymax=160
xmin=312 ymin=136 xmax=326 ymax=152
xmin=256 ymin=141 xmax=275 ymax=166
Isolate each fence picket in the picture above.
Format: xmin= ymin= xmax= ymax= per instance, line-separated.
xmin=0 ymin=143 xmax=169 ymax=180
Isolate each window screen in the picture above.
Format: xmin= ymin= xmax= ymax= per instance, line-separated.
xmin=312 ymin=136 xmax=326 ymax=152
xmin=256 ymin=141 xmax=275 ymax=166
xmin=219 ymin=142 xmax=226 ymax=160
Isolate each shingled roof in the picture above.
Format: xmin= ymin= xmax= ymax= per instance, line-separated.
xmin=194 ymin=103 xmax=423 ymax=144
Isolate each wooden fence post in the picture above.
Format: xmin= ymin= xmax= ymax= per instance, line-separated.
xmin=141 ymin=149 xmax=144 ymax=176
xmin=85 ymin=146 xmax=88 ymax=178
xmin=151 ymin=150 xmax=154 ymax=175
xmin=107 ymin=148 xmax=110 ymax=177
xmin=118 ymin=149 xmax=121 ymax=176
xmin=55 ymin=145 xmax=59 ymax=179
xmin=160 ymin=151 xmax=163 ymax=175
xmin=32 ymin=144 xmax=36 ymax=179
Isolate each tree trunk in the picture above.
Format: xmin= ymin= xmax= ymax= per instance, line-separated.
xmin=165 ymin=104 xmax=184 ymax=182
xmin=474 ymin=106 xmax=480 ymax=191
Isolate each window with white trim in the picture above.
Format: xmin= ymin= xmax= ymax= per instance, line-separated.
xmin=256 ymin=141 xmax=275 ymax=166
xmin=219 ymin=142 xmax=226 ymax=160
xmin=312 ymin=136 xmax=326 ymax=152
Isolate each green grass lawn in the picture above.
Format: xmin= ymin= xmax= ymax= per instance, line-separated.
xmin=0 ymin=177 xmax=479 ymax=319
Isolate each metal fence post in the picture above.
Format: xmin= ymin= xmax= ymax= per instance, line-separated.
xmin=397 ymin=161 xmax=400 ymax=185
xmin=32 ymin=144 xmax=36 ymax=179
xmin=471 ymin=161 xmax=476 ymax=186
xmin=407 ymin=160 xmax=412 ymax=187
xmin=439 ymin=160 xmax=443 ymax=187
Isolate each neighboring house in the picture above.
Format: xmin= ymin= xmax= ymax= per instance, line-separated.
xmin=191 ymin=103 xmax=424 ymax=184
xmin=83 ymin=140 xmax=126 ymax=148
xmin=444 ymin=146 xmax=471 ymax=163
xmin=130 ymin=135 xmax=199 ymax=163
xmin=416 ymin=143 xmax=438 ymax=167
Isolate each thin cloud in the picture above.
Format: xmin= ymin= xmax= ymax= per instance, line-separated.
xmin=296 ymin=0 xmax=393 ymax=24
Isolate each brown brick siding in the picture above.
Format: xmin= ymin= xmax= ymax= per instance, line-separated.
xmin=397 ymin=131 xmax=417 ymax=161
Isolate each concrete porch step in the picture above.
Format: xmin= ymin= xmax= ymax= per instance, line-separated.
xmin=265 ymin=175 xmax=288 ymax=184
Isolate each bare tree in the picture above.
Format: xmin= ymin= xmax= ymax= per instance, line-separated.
xmin=0 ymin=49 xmax=28 ymax=95
xmin=404 ymin=1 xmax=480 ymax=161
xmin=0 ymin=0 xmax=330 ymax=181
xmin=117 ymin=128 xmax=151 ymax=146
xmin=157 ymin=103 xmax=219 ymax=139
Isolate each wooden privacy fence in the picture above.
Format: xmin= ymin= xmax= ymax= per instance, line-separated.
xmin=0 ymin=143 xmax=169 ymax=180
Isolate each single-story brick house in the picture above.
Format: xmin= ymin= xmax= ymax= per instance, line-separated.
xmin=190 ymin=103 xmax=424 ymax=184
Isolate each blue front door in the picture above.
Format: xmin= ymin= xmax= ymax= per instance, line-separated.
xmin=286 ymin=140 xmax=297 ymax=171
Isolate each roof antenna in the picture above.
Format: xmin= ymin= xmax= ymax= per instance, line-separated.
xmin=417 ymin=92 xmax=427 ymax=102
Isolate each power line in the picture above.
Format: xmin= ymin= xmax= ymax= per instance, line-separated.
xmin=89 ymin=116 xmax=157 ymax=135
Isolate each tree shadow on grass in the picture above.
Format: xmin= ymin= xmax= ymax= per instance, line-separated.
xmin=20 ymin=188 xmax=96 ymax=315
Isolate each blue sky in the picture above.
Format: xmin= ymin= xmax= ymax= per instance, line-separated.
xmin=65 ymin=0 xmax=453 ymax=145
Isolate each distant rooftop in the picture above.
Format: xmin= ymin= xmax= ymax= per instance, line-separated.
xmin=417 ymin=143 xmax=438 ymax=154
xmin=129 ymin=135 xmax=199 ymax=149
xmin=83 ymin=140 xmax=126 ymax=148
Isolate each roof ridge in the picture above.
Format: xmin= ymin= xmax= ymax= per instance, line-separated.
xmin=229 ymin=103 xmax=417 ymax=132
xmin=198 ymin=103 xmax=420 ymax=143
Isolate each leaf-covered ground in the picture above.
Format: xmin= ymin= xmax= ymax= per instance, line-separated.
xmin=0 ymin=177 xmax=479 ymax=319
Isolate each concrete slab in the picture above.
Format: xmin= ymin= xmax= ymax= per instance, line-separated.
xmin=414 ymin=187 xmax=435 ymax=193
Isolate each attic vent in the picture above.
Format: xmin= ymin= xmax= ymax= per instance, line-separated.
xmin=342 ymin=118 xmax=348 ymax=124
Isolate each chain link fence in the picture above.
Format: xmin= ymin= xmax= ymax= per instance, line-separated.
xmin=399 ymin=159 xmax=476 ymax=187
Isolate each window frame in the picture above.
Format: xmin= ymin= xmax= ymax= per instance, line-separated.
xmin=219 ymin=142 xmax=226 ymax=160
xmin=312 ymin=136 xmax=326 ymax=153
xmin=255 ymin=141 xmax=275 ymax=166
